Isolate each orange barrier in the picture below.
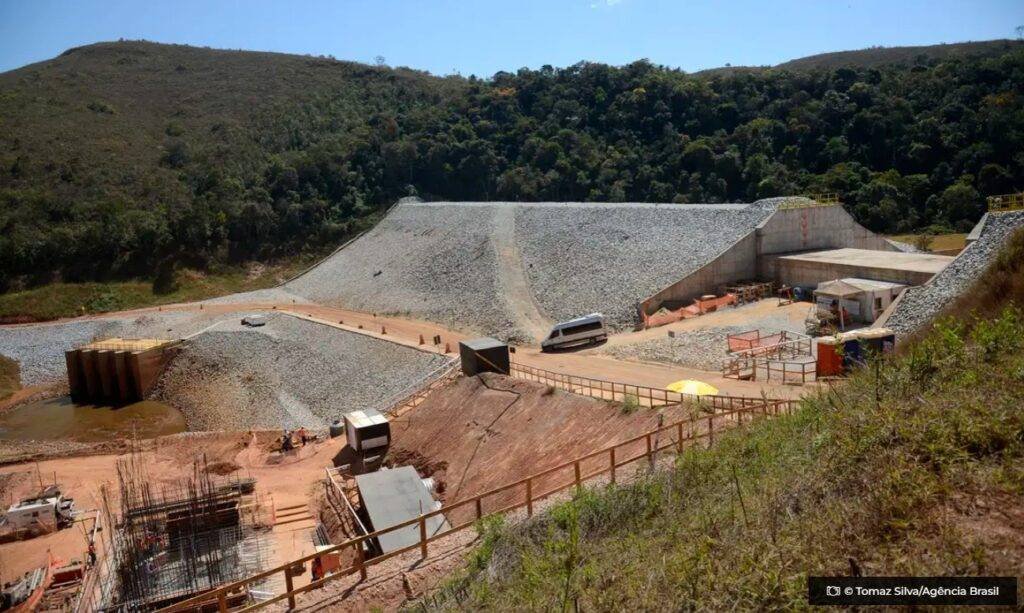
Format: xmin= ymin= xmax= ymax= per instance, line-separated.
xmin=727 ymin=329 xmax=788 ymax=353
xmin=643 ymin=294 xmax=737 ymax=329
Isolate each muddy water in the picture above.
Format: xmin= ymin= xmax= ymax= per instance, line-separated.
xmin=0 ymin=396 xmax=187 ymax=442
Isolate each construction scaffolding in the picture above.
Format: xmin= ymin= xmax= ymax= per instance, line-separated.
xmin=93 ymin=453 xmax=273 ymax=611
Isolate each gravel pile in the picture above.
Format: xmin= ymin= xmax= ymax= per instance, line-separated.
xmin=885 ymin=211 xmax=1024 ymax=334
xmin=285 ymin=200 xmax=781 ymax=338
xmin=0 ymin=311 xmax=235 ymax=387
xmin=606 ymin=326 xmax=751 ymax=370
xmin=153 ymin=314 xmax=453 ymax=431
xmin=604 ymin=301 xmax=806 ymax=370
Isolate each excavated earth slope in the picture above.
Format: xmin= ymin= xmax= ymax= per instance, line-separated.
xmin=386 ymin=373 xmax=704 ymax=522
xmin=286 ymin=200 xmax=781 ymax=340
xmin=885 ymin=211 xmax=1024 ymax=334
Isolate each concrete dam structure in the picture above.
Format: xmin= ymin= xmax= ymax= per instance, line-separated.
xmin=65 ymin=338 xmax=180 ymax=404
xmin=284 ymin=197 xmax=909 ymax=340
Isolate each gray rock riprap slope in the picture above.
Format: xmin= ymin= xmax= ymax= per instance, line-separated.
xmin=203 ymin=286 xmax=309 ymax=305
xmin=285 ymin=200 xmax=780 ymax=338
xmin=886 ymin=211 xmax=1024 ymax=334
xmin=516 ymin=201 xmax=777 ymax=329
xmin=286 ymin=203 xmax=517 ymax=338
xmin=153 ymin=314 xmax=452 ymax=431
xmin=0 ymin=320 xmax=118 ymax=386
xmin=606 ymin=326 xmax=751 ymax=370
xmin=0 ymin=310 xmax=229 ymax=386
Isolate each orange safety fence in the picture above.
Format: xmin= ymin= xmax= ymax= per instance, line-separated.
xmin=727 ymin=329 xmax=788 ymax=353
xmin=643 ymin=294 xmax=737 ymax=329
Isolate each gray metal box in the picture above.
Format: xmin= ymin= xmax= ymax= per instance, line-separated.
xmin=459 ymin=337 xmax=510 ymax=376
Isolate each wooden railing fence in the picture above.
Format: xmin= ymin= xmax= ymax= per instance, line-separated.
xmin=509 ymin=361 xmax=773 ymax=410
xmin=158 ymin=397 xmax=798 ymax=613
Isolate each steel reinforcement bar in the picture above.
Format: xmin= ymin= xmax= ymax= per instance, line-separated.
xmin=158 ymin=397 xmax=799 ymax=613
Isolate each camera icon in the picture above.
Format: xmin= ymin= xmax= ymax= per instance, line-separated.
xmin=826 ymin=586 xmax=841 ymax=597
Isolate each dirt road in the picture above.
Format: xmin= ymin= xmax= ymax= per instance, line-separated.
xmin=0 ymin=431 xmax=344 ymax=587
xmin=491 ymin=205 xmax=552 ymax=342
xmin=5 ymin=296 xmax=813 ymax=400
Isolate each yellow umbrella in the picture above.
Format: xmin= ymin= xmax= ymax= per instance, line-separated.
xmin=665 ymin=379 xmax=719 ymax=396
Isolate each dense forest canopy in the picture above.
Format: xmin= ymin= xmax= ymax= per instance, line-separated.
xmin=1 ymin=40 xmax=1022 ymax=290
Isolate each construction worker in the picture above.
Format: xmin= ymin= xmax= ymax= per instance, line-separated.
xmin=311 ymin=556 xmax=323 ymax=583
xmin=297 ymin=427 xmax=308 ymax=447
xmin=87 ymin=541 xmax=97 ymax=567
xmin=281 ymin=429 xmax=294 ymax=452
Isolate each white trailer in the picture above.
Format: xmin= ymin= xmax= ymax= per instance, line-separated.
xmin=2 ymin=486 xmax=75 ymax=533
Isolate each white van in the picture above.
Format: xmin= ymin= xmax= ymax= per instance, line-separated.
xmin=541 ymin=313 xmax=608 ymax=351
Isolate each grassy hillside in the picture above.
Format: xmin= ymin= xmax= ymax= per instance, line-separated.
xmin=2 ymin=40 xmax=1023 ymax=292
xmin=441 ymin=231 xmax=1024 ymax=610
xmin=698 ymin=39 xmax=1024 ymax=75
xmin=0 ymin=258 xmax=310 ymax=322
xmin=0 ymin=41 xmax=464 ymax=287
xmin=777 ymin=39 xmax=1024 ymax=70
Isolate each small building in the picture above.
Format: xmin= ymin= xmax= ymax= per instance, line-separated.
xmin=354 ymin=466 xmax=448 ymax=555
xmin=814 ymin=278 xmax=905 ymax=325
xmin=342 ymin=409 xmax=390 ymax=453
xmin=458 ymin=337 xmax=510 ymax=376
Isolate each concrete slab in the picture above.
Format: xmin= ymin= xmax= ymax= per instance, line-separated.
xmin=778 ymin=248 xmax=954 ymax=274
xmin=773 ymin=248 xmax=955 ymax=288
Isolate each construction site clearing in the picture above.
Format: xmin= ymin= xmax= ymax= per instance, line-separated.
xmin=2 ymin=196 xmax=1023 ymax=611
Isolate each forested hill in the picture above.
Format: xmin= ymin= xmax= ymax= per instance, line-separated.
xmin=1 ymin=40 xmax=1023 ymax=289
xmin=699 ymin=39 xmax=1023 ymax=75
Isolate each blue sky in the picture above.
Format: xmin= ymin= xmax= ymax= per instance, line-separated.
xmin=1 ymin=0 xmax=1022 ymax=75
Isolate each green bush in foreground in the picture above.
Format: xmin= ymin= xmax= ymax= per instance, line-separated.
xmin=446 ymin=308 xmax=1024 ymax=610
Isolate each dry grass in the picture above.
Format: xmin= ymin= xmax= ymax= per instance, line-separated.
xmin=0 ymin=259 xmax=309 ymax=322
xmin=440 ymin=233 xmax=1024 ymax=610
xmin=889 ymin=232 xmax=967 ymax=253
xmin=900 ymin=227 xmax=1024 ymax=348
xmin=444 ymin=308 xmax=1024 ymax=609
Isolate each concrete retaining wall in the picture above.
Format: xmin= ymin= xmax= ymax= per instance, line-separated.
xmin=641 ymin=232 xmax=757 ymax=313
xmin=755 ymin=205 xmax=895 ymax=259
xmin=643 ymin=204 xmax=897 ymax=314
xmin=765 ymin=255 xmax=939 ymax=288
xmin=66 ymin=344 xmax=179 ymax=404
